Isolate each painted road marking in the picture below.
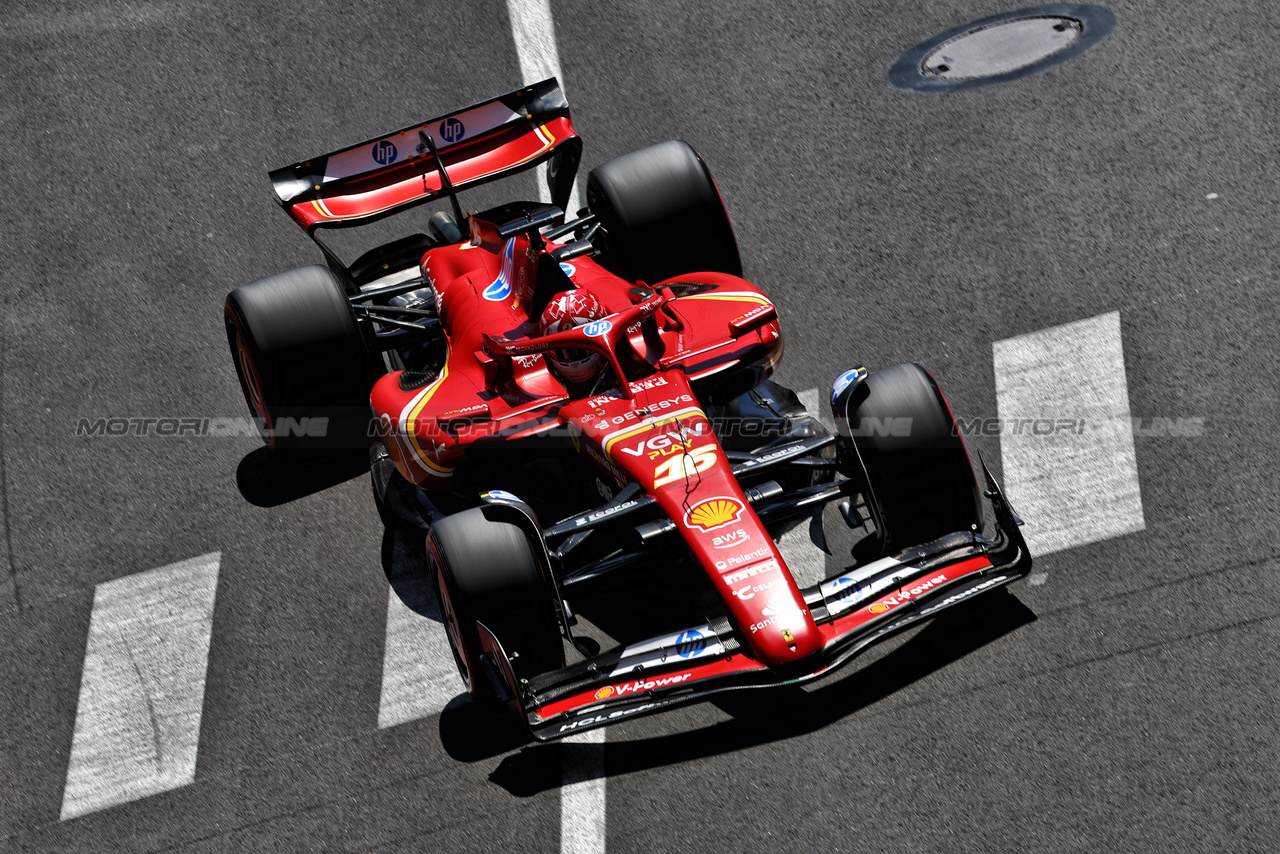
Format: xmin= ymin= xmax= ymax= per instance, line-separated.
xmin=378 ymin=586 xmax=465 ymax=728
xmin=775 ymin=387 xmax=830 ymax=587
xmin=506 ymin=0 xmax=581 ymax=214
xmin=61 ymin=553 xmax=220 ymax=820
xmin=993 ymin=311 xmax=1145 ymax=555
xmin=777 ymin=518 xmax=825 ymax=587
xmin=797 ymin=386 xmax=835 ymax=433
xmin=561 ymin=728 xmax=606 ymax=854
xmin=378 ymin=531 xmax=465 ymax=728
xmin=508 ymin=6 xmax=600 ymax=842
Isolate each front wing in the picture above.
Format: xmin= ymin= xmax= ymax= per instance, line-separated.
xmin=492 ymin=460 xmax=1032 ymax=740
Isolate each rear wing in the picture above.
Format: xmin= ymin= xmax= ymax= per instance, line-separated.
xmin=268 ymin=78 xmax=582 ymax=233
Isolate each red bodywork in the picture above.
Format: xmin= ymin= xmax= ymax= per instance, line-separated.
xmin=259 ymin=79 xmax=1032 ymax=740
xmin=369 ymin=223 xmax=821 ymax=667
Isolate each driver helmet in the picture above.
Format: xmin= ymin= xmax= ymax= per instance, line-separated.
xmin=539 ymin=290 xmax=608 ymax=385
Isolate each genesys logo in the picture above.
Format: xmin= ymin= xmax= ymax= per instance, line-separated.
xmin=593 ymin=671 xmax=693 ymax=700
xmin=867 ymin=574 xmax=948 ymax=614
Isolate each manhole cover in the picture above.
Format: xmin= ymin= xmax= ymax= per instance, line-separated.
xmin=889 ymin=4 xmax=1115 ymax=93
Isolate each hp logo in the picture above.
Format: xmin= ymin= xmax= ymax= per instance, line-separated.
xmin=440 ymin=118 xmax=465 ymax=144
xmin=675 ymin=630 xmax=706 ymax=658
xmin=583 ymin=320 xmax=612 ymax=337
xmin=372 ymin=139 xmax=397 ymax=165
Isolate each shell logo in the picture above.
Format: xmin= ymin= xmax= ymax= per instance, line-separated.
xmin=869 ymin=603 xmax=889 ymax=614
xmin=684 ymin=497 xmax=745 ymax=532
xmin=594 ymin=686 xmax=614 ymax=700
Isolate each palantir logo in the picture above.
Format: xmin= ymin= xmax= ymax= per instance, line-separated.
xmin=440 ymin=118 xmax=465 ymax=144
xmin=373 ymin=139 xmax=398 ymax=165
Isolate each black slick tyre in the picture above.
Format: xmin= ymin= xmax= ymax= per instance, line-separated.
xmin=428 ymin=506 xmax=564 ymax=702
xmin=587 ymin=139 xmax=742 ymax=285
xmin=224 ymin=266 xmax=373 ymax=460
xmin=838 ymin=363 xmax=982 ymax=551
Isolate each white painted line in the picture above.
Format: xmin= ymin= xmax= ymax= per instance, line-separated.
xmin=993 ymin=311 xmax=1145 ymax=555
xmin=61 ymin=553 xmax=220 ymax=820
xmin=509 ymin=10 xmax=596 ymax=848
xmin=561 ymin=728 xmax=606 ymax=854
xmin=775 ymin=388 xmax=830 ymax=587
xmin=777 ymin=517 xmax=825 ymax=588
xmin=506 ymin=0 xmax=581 ymax=214
xmin=797 ymin=386 xmax=835 ymax=433
xmin=378 ymin=586 xmax=466 ymax=729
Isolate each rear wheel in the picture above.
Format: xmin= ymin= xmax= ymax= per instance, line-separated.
xmin=224 ymin=266 xmax=374 ymax=460
xmin=837 ymin=363 xmax=982 ymax=551
xmin=587 ymin=139 xmax=742 ymax=285
xmin=428 ymin=506 xmax=564 ymax=702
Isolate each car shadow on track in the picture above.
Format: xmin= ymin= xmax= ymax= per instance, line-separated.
xmin=484 ymin=589 xmax=1037 ymax=796
xmin=381 ymin=523 xmax=436 ymax=618
xmin=235 ymin=447 xmax=369 ymax=507
xmin=383 ymin=523 xmax=547 ymax=760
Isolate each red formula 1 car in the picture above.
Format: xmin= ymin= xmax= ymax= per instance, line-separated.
xmin=225 ymin=80 xmax=1031 ymax=740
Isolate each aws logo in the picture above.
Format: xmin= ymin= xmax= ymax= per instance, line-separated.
xmin=711 ymin=528 xmax=750 ymax=549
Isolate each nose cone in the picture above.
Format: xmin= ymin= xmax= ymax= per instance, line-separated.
xmin=724 ymin=562 xmax=823 ymax=663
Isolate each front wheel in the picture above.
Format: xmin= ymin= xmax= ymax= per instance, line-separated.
xmin=834 ymin=363 xmax=982 ymax=551
xmin=428 ymin=506 xmax=564 ymax=702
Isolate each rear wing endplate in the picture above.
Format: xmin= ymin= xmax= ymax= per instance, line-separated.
xmin=269 ymin=78 xmax=582 ymax=232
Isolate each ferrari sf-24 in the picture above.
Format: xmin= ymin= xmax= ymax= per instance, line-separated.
xmin=224 ymin=79 xmax=1031 ymax=740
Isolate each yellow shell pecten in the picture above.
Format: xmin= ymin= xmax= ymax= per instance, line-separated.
xmin=686 ymin=498 xmax=743 ymax=531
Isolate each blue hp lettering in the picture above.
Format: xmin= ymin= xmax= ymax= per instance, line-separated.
xmin=373 ymin=139 xmax=397 ymax=165
xmin=583 ymin=320 xmax=612 ymax=337
xmin=675 ymin=630 xmax=705 ymax=658
xmin=440 ymin=118 xmax=465 ymax=144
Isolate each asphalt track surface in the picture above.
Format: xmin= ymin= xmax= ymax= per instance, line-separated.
xmin=2 ymin=0 xmax=1278 ymax=850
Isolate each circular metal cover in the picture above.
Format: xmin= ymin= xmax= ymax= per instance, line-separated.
xmin=890 ymin=4 xmax=1115 ymax=93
